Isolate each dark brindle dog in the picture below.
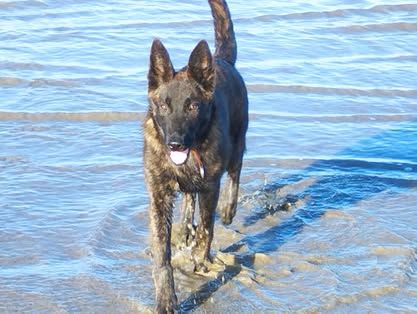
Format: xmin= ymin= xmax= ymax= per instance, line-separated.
xmin=143 ymin=0 xmax=248 ymax=312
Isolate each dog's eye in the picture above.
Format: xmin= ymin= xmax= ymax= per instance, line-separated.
xmin=188 ymin=102 xmax=199 ymax=111
xmin=157 ymin=97 xmax=170 ymax=111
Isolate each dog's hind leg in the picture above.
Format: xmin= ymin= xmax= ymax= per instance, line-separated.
xmin=179 ymin=193 xmax=196 ymax=248
xmin=193 ymin=180 xmax=220 ymax=271
xmin=219 ymin=160 xmax=242 ymax=225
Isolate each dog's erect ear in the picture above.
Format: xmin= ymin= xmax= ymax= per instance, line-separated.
xmin=187 ymin=40 xmax=215 ymax=98
xmin=148 ymin=39 xmax=174 ymax=92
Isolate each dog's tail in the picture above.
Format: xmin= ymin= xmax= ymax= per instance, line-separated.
xmin=208 ymin=0 xmax=237 ymax=65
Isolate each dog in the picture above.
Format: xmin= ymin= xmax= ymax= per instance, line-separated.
xmin=143 ymin=0 xmax=248 ymax=312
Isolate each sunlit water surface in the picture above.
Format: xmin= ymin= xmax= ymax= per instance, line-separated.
xmin=1 ymin=0 xmax=417 ymax=312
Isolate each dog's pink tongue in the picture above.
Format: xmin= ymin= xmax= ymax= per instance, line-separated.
xmin=170 ymin=149 xmax=189 ymax=165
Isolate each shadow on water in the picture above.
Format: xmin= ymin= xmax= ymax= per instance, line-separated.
xmin=178 ymin=122 xmax=417 ymax=312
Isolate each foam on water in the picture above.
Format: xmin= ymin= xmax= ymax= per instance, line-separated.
xmin=1 ymin=0 xmax=417 ymax=312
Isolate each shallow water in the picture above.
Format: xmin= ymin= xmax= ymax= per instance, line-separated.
xmin=1 ymin=0 xmax=417 ymax=312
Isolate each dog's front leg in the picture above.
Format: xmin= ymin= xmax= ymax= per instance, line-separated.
xmin=149 ymin=190 xmax=177 ymax=313
xmin=193 ymin=180 xmax=220 ymax=271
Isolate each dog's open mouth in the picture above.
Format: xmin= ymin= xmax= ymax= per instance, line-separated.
xmin=168 ymin=144 xmax=190 ymax=165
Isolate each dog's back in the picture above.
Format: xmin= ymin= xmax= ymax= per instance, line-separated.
xmin=209 ymin=0 xmax=248 ymax=224
xmin=210 ymin=0 xmax=248 ymax=131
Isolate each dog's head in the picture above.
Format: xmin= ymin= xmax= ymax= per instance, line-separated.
xmin=147 ymin=39 xmax=215 ymax=165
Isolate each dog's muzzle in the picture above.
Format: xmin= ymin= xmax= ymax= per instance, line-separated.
xmin=168 ymin=142 xmax=190 ymax=165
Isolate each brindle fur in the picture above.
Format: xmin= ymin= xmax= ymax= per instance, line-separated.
xmin=143 ymin=0 xmax=248 ymax=312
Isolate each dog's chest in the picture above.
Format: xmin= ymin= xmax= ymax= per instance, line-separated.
xmin=174 ymin=164 xmax=205 ymax=193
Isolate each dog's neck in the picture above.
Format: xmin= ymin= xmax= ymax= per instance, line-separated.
xmin=196 ymin=100 xmax=216 ymax=145
xmin=191 ymin=149 xmax=205 ymax=178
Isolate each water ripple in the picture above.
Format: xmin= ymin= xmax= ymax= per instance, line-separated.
xmin=234 ymin=4 xmax=417 ymax=22
xmin=334 ymin=22 xmax=417 ymax=34
xmin=248 ymin=84 xmax=417 ymax=98
xmin=0 ymin=111 xmax=144 ymax=121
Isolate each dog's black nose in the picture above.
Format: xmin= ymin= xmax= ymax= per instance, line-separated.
xmin=168 ymin=142 xmax=186 ymax=151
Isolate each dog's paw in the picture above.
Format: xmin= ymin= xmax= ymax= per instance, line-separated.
xmin=193 ymin=262 xmax=210 ymax=274
xmin=154 ymin=266 xmax=178 ymax=314
xmin=155 ymin=285 xmax=177 ymax=314
xmin=220 ymin=203 xmax=237 ymax=225
xmin=192 ymin=250 xmax=213 ymax=274
xmin=218 ymin=194 xmax=238 ymax=225
xmin=155 ymin=294 xmax=177 ymax=314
